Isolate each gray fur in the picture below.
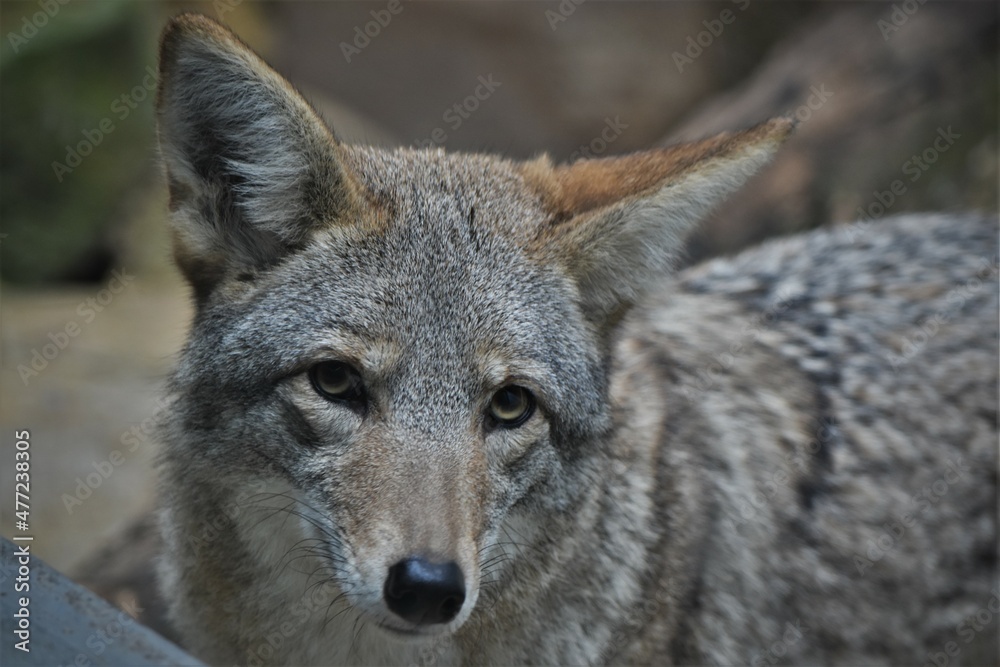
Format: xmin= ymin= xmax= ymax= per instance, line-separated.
xmin=155 ymin=14 xmax=998 ymax=667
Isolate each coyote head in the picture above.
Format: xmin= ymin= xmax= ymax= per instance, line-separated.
xmin=157 ymin=14 xmax=790 ymax=642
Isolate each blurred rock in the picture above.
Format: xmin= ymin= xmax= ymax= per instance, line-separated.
xmin=269 ymin=1 xmax=816 ymax=159
xmin=664 ymin=3 xmax=999 ymax=263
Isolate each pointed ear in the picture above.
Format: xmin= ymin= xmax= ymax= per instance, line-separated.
xmin=522 ymin=118 xmax=794 ymax=326
xmin=156 ymin=13 xmax=360 ymax=299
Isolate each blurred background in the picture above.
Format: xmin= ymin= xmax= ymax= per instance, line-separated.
xmin=0 ymin=0 xmax=997 ymax=628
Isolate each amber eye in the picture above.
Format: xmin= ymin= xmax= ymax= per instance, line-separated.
xmin=309 ymin=361 xmax=364 ymax=405
xmin=488 ymin=386 xmax=535 ymax=428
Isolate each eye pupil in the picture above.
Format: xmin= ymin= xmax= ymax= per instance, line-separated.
xmin=495 ymin=388 xmax=520 ymax=414
xmin=320 ymin=365 xmax=349 ymax=393
xmin=489 ymin=386 xmax=534 ymax=427
xmin=310 ymin=361 xmax=362 ymax=403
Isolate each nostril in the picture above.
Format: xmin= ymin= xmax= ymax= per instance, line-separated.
xmin=439 ymin=594 xmax=462 ymax=620
xmin=383 ymin=557 xmax=466 ymax=626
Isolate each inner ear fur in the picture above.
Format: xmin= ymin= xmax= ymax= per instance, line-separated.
xmin=520 ymin=118 xmax=794 ymax=327
xmin=156 ymin=13 xmax=363 ymax=299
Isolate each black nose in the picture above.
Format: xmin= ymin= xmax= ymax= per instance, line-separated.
xmin=384 ymin=557 xmax=466 ymax=625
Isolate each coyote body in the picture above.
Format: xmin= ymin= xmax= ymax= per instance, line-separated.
xmin=155 ymin=15 xmax=998 ymax=667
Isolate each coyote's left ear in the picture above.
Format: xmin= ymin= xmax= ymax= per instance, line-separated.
xmin=523 ymin=118 xmax=793 ymax=326
xmin=156 ymin=13 xmax=360 ymax=300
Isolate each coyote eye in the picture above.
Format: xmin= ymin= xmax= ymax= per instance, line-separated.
xmin=488 ymin=386 xmax=535 ymax=428
xmin=309 ymin=361 xmax=365 ymax=405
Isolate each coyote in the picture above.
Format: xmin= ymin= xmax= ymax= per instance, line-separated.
xmin=155 ymin=13 xmax=998 ymax=667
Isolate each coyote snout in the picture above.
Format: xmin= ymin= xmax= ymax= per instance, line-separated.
xmin=358 ymin=519 xmax=476 ymax=636
xmin=325 ymin=432 xmax=485 ymax=637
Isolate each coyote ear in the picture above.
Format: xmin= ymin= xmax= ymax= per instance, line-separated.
xmin=523 ymin=118 xmax=793 ymax=326
xmin=157 ymin=13 xmax=359 ymax=298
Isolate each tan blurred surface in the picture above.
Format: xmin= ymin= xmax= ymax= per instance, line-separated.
xmin=0 ymin=236 xmax=191 ymax=573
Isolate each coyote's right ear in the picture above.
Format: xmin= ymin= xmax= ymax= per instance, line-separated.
xmin=157 ymin=13 xmax=359 ymax=299
xmin=523 ymin=118 xmax=793 ymax=329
